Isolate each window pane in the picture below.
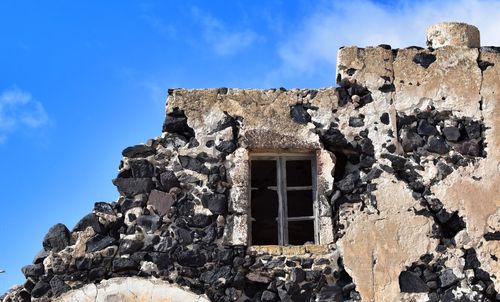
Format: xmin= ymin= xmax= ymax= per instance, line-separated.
xmin=251 ymin=160 xmax=277 ymax=187
xmin=286 ymin=160 xmax=312 ymax=186
xmin=287 ymin=190 xmax=313 ymax=217
xmin=288 ymin=220 xmax=315 ymax=245
xmin=251 ymin=188 xmax=278 ymax=245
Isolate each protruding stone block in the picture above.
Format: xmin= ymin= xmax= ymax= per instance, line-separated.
xmin=426 ymin=22 xmax=480 ymax=48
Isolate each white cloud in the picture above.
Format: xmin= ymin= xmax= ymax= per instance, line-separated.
xmin=0 ymin=87 xmax=49 ymax=143
xmin=273 ymin=0 xmax=500 ymax=81
xmin=192 ymin=7 xmax=259 ymax=56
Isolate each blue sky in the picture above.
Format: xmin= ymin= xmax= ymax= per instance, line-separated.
xmin=1 ymin=0 xmax=500 ymax=293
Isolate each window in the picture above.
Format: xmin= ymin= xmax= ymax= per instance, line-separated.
xmin=249 ymin=153 xmax=318 ymax=245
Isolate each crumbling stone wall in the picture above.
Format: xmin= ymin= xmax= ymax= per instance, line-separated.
xmin=2 ymin=22 xmax=499 ymax=302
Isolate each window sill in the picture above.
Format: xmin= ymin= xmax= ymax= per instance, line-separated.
xmin=248 ymin=244 xmax=330 ymax=256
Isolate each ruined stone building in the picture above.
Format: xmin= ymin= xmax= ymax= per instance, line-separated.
xmin=2 ymin=22 xmax=500 ymax=302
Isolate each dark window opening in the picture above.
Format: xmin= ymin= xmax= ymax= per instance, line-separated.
xmin=250 ymin=155 xmax=317 ymax=246
xmin=251 ymin=188 xmax=279 ymax=245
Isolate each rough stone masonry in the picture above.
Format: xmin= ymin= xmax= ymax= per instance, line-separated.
xmin=2 ymin=22 xmax=500 ymax=302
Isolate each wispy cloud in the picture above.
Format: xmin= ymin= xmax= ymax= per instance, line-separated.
xmin=141 ymin=14 xmax=177 ymax=38
xmin=192 ymin=7 xmax=259 ymax=56
xmin=271 ymin=0 xmax=500 ymax=83
xmin=0 ymin=87 xmax=49 ymax=143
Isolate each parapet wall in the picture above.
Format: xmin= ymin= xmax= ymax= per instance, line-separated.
xmin=2 ymin=22 xmax=499 ymax=302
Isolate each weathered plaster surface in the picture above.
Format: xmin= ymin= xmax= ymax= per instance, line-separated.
xmin=58 ymin=277 xmax=210 ymax=302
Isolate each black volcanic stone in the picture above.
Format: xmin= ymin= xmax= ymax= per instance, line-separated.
xmin=454 ymin=140 xmax=481 ymax=157
xmin=336 ymin=171 xmax=360 ymax=193
xmin=345 ymin=68 xmax=356 ymax=76
xmin=94 ymin=202 xmax=115 ymax=215
xmin=360 ymin=137 xmax=374 ymax=155
xmin=188 ymin=138 xmax=200 ymax=148
xmin=343 ymin=283 xmax=356 ymax=296
xmin=336 ymin=87 xmax=351 ymax=106
xmin=358 ymin=93 xmax=373 ymax=108
xmin=86 ymin=234 xmax=116 ymax=252
xmin=137 ymin=215 xmax=161 ymax=233
xmin=478 ymin=60 xmax=495 ymax=71
xmin=32 ymin=249 xmax=50 ymax=264
xmin=154 ymin=237 xmax=175 ymax=253
xmin=163 ymin=108 xmax=195 ymax=139
xmin=43 ymin=223 xmax=70 ymax=252
xmin=21 ymin=279 xmax=36 ymax=293
xmin=120 ymin=198 xmax=146 ymax=213
xmin=436 ymin=209 xmax=454 ymax=224
xmin=261 ymin=290 xmax=278 ymax=301
xmin=380 ymin=113 xmax=390 ymax=125
xmin=213 ymin=114 xmax=238 ymax=133
xmin=417 ymin=120 xmax=438 ymax=136
xmin=50 ymin=276 xmax=70 ymax=297
xmin=475 ymin=268 xmax=491 ymax=282
xmin=14 ymin=290 xmax=31 ymax=302
xmin=321 ymin=127 xmax=350 ymax=149
xmin=201 ymin=265 xmax=232 ymax=284
xmin=427 ymin=198 xmax=443 ymax=213
xmin=189 ymin=214 xmax=212 ymax=228
xmin=426 ymin=136 xmax=449 ymax=154
xmin=484 ymin=232 xmax=500 ymax=241
xmin=439 ymin=269 xmax=459 ymax=288
xmin=401 ymin=128 xmax=424 ymax=152
xmin=112 ymin=257 xmax=138 ymax=273
xmin=464 ymin=121 xmax=481 ymax=139
xmin=113 ymin=178 xmax=154 ymax=196
xmin=290 ymin=267 xmax=305 ymax=283
xmin=89 ymin=266 xmax=107 ymax=281
xmin=159 ymin=170 xmax=180 ymax=191
xmin=176 ymin=228 xmax=192 ymax=244
xmin=119 ymin=239 xmax=144 ymax=255
xmin=397 ymin=114 xmax=418 ymax=130
xmin=177 ymin=250 xmax=206 ymax=267
xmin=129 ymin=159 xmax=155 ymax=178
xmin=436 ymin=161 xmax=453 ymax=180
xmin=399 ymin=271 xmax=429 ymax=293
xmin=442 ymin=127 xmax=461 ymax=142
xmin=122 ymin=144 xmax=155 ymax=158
xmin=201 ymin=193 xmax=227 ymax=214
xmin=75 ymin=257 xmax=92 ymax=270
xmin=217 ymin=87 xmax=229 ymax=94
xmin=290 ymin=104 xmax=311 ymax=124
xmin=73 ymin=213 xmax=104 ymax=234
xmin=441 ymin=212 xmax=465 ymax=238
xmin=359 ymin=154 xmax=375 ymax=168
xmin=349 ymin=115 xmax=364 ymax=127
xmin=480 ymin=46 xmax=500 ymax=53
xmin=21 ymin=263 xmax=44 ymax=278
xmin=31 ymin=281 xmax=51 ymax=298
xmin=219 ymin=249 xmax=234 ymax=265
xmin=379 ymin=83 xmax=395 ymax=93
xmin=348 ymin=83 xmax=369 ymax=97
xmin=318 ymin=285 xmax=342 ymax=301
xmin=216 ymin=141 xmax=237 ymax=155
xmin=149 ymin=252 xmax=170 ymax=269
xmin=422 ymin=270 xmax=437 ymax=282
xmin=463 ymin=248 xmax=481 ymax=270
xmin=117 ymin=168 xmax=132 ymax=178
xmin=178 ymin=156 xmax=209 ymax=174
xmin=413 ymin=52 xmax=436 ymax=68
xmin=202 ymin=225 xmax=217 ymax=244
xmin=386 ymin=144 xmax=396 ymax=153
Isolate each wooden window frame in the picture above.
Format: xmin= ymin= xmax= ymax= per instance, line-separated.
xmin=249 ymin=152 xmax=319 ymax=246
